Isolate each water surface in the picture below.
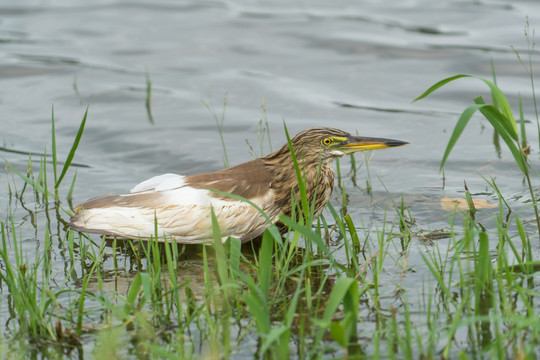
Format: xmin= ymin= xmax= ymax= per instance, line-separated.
xmin=1 ymin=0 xmax=540 ymax=357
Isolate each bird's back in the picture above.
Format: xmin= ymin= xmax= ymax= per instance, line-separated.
xmin=69 ymin=158 xmax=281 ymax=243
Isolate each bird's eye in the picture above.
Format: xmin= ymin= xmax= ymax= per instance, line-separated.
xmin=322 ymin=137 xmax=332 ymax=146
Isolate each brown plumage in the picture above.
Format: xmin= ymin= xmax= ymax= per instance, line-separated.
xmin=69 ymin=127 xmax=408 ymax=243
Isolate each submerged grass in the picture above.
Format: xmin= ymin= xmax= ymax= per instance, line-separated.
xmin=1 ymin=36 xmax=540 ymax=359
xmin=202 ymin=92 xmax=230 ymax=168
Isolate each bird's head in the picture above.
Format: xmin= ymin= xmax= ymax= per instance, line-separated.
xmin=289 ymin=127 xmax=408 ymax=163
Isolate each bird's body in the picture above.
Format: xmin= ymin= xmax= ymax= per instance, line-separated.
xmin=69 ymin=127 xmax=407 ymax=243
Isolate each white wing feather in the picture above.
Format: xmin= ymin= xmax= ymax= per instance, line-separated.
xmin=130 ymin=173 xmax=186 ymax=193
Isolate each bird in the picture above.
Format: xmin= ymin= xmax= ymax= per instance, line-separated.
xmin=69 ymin=127 xmax=408 ymax=244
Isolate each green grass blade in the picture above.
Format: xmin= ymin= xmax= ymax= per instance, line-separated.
xmin=145 ymin=71 xmax=154 ymax=124
xmin=310 ymin=277 xmax=363 ymax=356
xmin=210 ymin=207 xmax=229 ymax=290
xmin=517 ymin=216 xmax=533 ymax=265
xmin=55 ymin=107 xmax=88 ymax=189
xmin=476 ymin=231 xmax=492 ymax=293
xmin=240 ymin=271 xmax=271 ymax=335
xmin=259 ymin=230 xmax=273 ymax=298
xmin=260 ymin=326 xmax=288 ymax=354
xmin=5 ymin=160 xmax=54 ymax=198
xmin=518 ymin=93 xmax=527 ymax=149
xmin=124 ymin=273 xmax=143 ymax=316
xmin=477 ymin=77 xmax=517 ymax=132
xmin=228 ymin=236 xmax=241 ymax=281
xmin=202 ymin=93 xmax=229 ymax=168
xmin=278 ymin=214 xmax=346 ymax=273
xmin=67 ymin=168 xmax=78 ymax=202
xmin=283 ymin=123 xmax=309 ymax=217
xmin=51 ymin=106 xmax=58 ymax=185
xmin=474 ymin=101 xmax=527 ymax=174
xmin=475 ymin=95 xmax=518 ymax=142
xmin=322 ymin=278 xmax=355 ymax=321
xmin=420 ymin=252 xmax=453 ymax=301
xmin=440 ymin=104 xmax=483 ymax=171
xmin=138 ymin=272 xmax=152 ymax=307
xmin=344 ymin=213 xmax=360 ymax=252
xmin=415 ymin=74 xmax=518 ymax=138
xmin=413 ymin=74 xmax=471 ymax=102
xmin=442 ymin=295 xmax=468 ymax=358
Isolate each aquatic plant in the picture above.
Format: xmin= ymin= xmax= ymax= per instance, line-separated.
xmin=1 ymin=61 xmax=540 ymax=359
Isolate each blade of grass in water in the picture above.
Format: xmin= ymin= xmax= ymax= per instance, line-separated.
xmin=414 ymin=74 xmax=517 ymax=133
xmin=518 ymin=93 xmax=528 ymax=149
xmin=413 ymin=74 xmax=472 ymax=102
xmin=474 ymin=99 xmax=527 ymax=173
xmin=278 ymin=214 xmax=347 ymax=273
xmin=283 ymin=122 xmax=310 ymax=220
xmin=6 ymin=161 xmax=53 ymax=198
xmin=416 ymin=72 xmax=540 ymax=235
xmin=310 ymin=277 xmax=364 ymax=357
xmin=439 ymin=104 xmax=483 ymax=171
xmin=258 ymin=230 xmax=273 ymax=298
xmin=145 ymin=72 xmax=154 ymax=124
xmin=55 ymin=107 xmax=88 ymax=189
xmin=475 ymin=231 xmax=492 ymax=295
xmin=210 ymin=207 xmax=227 ymax=284
xmin=202 ymin=93 xmax=229 ymax=168
xmin=51 ymin=106 xmax=58 ymax=188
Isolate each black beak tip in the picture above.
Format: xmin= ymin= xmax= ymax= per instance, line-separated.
xmin=387 ymin=139 xmax=409 ymax=147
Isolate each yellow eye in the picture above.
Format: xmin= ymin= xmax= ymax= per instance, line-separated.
xmin=322 ymin=137 xmax=332 ymax=146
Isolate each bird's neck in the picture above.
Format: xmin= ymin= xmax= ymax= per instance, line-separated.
xmin=263 ymin=144 xmax=328 ymax=180
xmin=262 ymin=145 xmax=335 ymax=218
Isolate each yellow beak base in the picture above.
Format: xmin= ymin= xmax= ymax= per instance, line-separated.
xmin=339 ymin=136 xmax=409 ymax=154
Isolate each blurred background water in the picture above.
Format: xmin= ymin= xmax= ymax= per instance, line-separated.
xmin=1 ymin=0 xmax=540 ymax=346
xmin=1 ymin=0 xmax=539 ymax=198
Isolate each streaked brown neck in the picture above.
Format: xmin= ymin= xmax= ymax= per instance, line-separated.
xmin=262 ymin=143 xmax=334 ymax=219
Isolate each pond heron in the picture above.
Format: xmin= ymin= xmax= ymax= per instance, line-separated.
xmin=69 ymin=127 xmax=408 ymax=243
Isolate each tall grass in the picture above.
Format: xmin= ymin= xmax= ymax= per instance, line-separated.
xmin=414 ymin=74 xmax=540 ymax=234
xmin=2 ymin=50 xmax=540 ymax=359
xmin=145 ymin=71 xmax=155 ymax=124
xmin=202 ymin=92 xmax=230 ymax=168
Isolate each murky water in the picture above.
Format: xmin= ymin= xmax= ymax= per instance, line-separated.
xmin=1 ymin=0 xmax=540 ymax=357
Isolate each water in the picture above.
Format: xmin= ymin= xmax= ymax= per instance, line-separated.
xmin=3 ymin=1 xmax=539 ymax=198
xmin=1 ymin=0 xmax=540 ymax=357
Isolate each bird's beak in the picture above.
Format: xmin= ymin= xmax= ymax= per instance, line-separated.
xmin=339 ymin=136 xmax=409 ymax=154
